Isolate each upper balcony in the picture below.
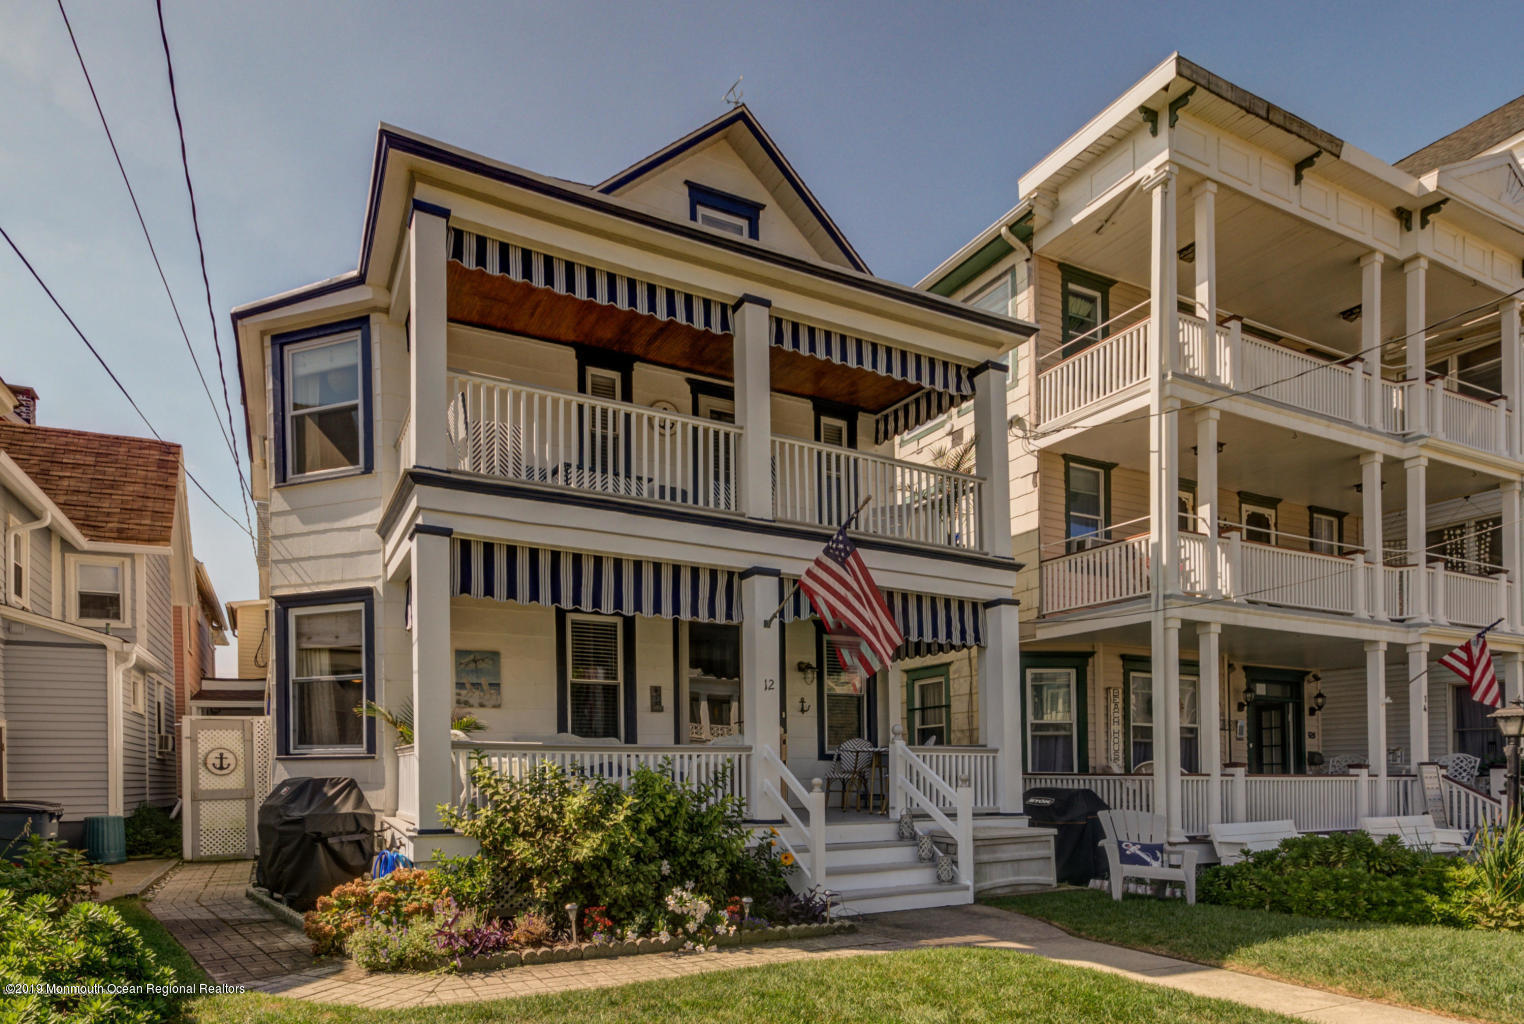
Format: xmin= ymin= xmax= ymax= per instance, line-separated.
xmin=1034 ymin=304 xmax=1512 ymax=461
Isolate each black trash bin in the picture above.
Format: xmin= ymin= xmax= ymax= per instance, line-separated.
xmin=255 ymin=778 xmax=376 ymax=911
xmin=1023 ymin=787 xmax=1110 ymax=885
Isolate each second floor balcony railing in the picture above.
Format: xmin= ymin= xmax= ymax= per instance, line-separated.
xmin=438 ymin=371 xmax=985 ymax=553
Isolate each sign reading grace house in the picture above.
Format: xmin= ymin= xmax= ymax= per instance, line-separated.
xmin=1106 ymin=687 xmax=1124 ymax=771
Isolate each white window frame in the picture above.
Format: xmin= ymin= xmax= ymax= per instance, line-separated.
xmin=1027 ymin=667 xmax=1077 ymax=773
xmin=968 ymin=273 xmax=1013 ymax=317
xmin=566 ymin=613 xmax=624 ymax=741
xmin=127 ymin=670 xmax=145 ymax=715
xmin=6 ymin=516 xmax=27 ymax=609
xmin=67 ymin=554 xmax=129 ymax=627
xmin=158 ymin=681 xmax=173 ymax=742
xmin=693 ymin=204 xmax=750 ymax=237
xmin=1310 ymin=512 xmax=1340 ymax=556
xmin=287 ymin=601 xmax=368 ymax=755
xmin=282 ymin=332 xmax=364 ymax=482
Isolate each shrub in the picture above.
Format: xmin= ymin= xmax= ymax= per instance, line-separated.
xmin=509 ymin=910 xmax=554 ymax=947
xmin=1443 ymin=820 xmax=1524 ymax=930
xmin=1199 ymin=831 xmax=1462 ymax=925
xmin=0 ymin=890 xmax=180 ymax=1023
xmin=441 ymin=759 xmax=790 ymax=928
xmin=125 ymin=802 xmax=181 ymax=859
xmin=303 ymin=867 xmax=454 ymax=956
xmin=0 ymin=834 xmax=107 ymax=907
xmin=346 ymin=912 xmax=449 ymax=972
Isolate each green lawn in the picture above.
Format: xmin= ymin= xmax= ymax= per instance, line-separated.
xmin=994 ymin=889 xmax=1524 ymax=1024
xmin=110 ymin=902 xmax=1299 ymax=1024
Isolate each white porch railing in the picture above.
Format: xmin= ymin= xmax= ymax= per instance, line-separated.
xmin=758 ymin=744 xmax=826 ymax=889
xmin=1234 ymin=328 xmax=1355 ymax=421
xmin=1439 ymin=775 xmax=1505 ymax=831
xmin=908 ymin=746 xmax=998 ymax=812
xmin=890 ymin=729 xmax=974 ymax=887
xmin=1026 ymin=773 xmax=1153 ymax=814
xmin=395 ymin=745 xmax=419 ymax=823
xmin=1233 ymin=539 xmax=1361 ymax=614
xmin=771 ymin=436 xmax=982 ymax=550
xmin=1430 ymin=382 xmax=1508 ymax=456
xmin=452 ymin=741 xmax=750 ymax=808
xmin=1382 ymin=380 xmax=1410 ymax=434
xmin=1432 ymin=565 xmax=1508 ymax=629
xmin=1177 ymin=314 xmax=1231 ymax=381
xmin=1040 ymin=535 xmax=1150 ymax=614
xmin=1384 ymin=565 xmax=1414 ymax=620
xmin=447 ymin=372 xmax=743 ymax=513
xmin=1035 ymin=319 xmax=1151 ymax=424
xmin=1242 ymin=774 xmax=1368 ymax=832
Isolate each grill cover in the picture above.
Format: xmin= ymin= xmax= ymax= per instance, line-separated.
xmin=1023 ymin=786 xmax=1110 ymax=885
xmin=255 ymin=777 xmax=376 ymax=911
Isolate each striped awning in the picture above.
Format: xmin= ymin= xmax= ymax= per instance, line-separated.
xmin=780 ymin=579 xmax=985 ymax=656
xmin=873 ymin=388 xmax=969 ymax=444
xmin=453 ymin=539 xmax=739 ymax=623
xmin=447 ymin=228 xmax=732 ymax=335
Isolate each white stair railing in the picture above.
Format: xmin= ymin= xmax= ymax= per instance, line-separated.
xmin=758 ymin=745 xmax=826 ymax=890
xmin=890 ymin=726 xmax=973 ymax=887
xmin=1440 ymin=774 xmax=1505 ymax=831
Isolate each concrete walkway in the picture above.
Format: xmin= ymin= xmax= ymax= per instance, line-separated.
xmin=146 ymin=862 xmax=1459 ymax=1021
xmin=97 ymin=857 xmax=178 ymax=901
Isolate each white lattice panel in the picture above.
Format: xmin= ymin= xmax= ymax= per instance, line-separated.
xmin=251 ymin=717 xmax=274 ymax=800
xmin=196 ymin=727 xmax=248 ymax=791
xmin=198 ymin=799 xmax=249 ymax=858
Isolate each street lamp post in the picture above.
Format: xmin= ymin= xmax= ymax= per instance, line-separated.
xmin=1489 ymin=700 xmax=1524 ymax=822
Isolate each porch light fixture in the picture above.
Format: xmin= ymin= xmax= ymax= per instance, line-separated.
xmin=796 ymin=661 xmax=817 ymax=683
xmin=1308 ymin=689 xmax=1327 ymax=717
xmin=1236 ymin=683 xmax=1255 ymax=713
xmin=1338 ymin=304 xmax=1362 ymax=323
xmin=1490 ymin=699 xmax=1524 ymax=819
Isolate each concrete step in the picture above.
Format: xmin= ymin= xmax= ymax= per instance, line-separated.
xmin=823 ymin=839 xmax=922 ymax=866
xmin=826 ymin=860 xmax=943 ymax=889
xmin=832 ymin=881 xmax=973 ymax=915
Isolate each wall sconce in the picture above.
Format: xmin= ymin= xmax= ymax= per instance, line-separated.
xmin=1236 ymin=684 xmax=1255 ymax=713
xmin=1305 ymin=672 xmax=1326 ymax=717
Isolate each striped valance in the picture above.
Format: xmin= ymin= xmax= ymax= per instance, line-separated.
xmin=780 ymin=579 xmax=985 ymax=656
xmin=873 ymin=388 xmax=970 ymax=445
xmin=771 ymin=316 xmax=975 ymax=398
xmin=452 ymin=539 xmax=739 ymax=623
xmin=447 ymin=228 xmax=732 ymax=335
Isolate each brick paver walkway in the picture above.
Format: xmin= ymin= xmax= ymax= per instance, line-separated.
xmin=145 ymin=861 xmax=1460 ymax=1021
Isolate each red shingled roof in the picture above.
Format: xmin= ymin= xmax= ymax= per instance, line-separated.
xmin=0 ymin=422 xmax=181 ymax=545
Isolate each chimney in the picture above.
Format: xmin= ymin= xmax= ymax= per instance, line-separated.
xmin=11 ymin=385 xmax=37 ymax=425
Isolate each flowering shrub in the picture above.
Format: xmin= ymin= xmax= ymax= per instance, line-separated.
xmin=346 ymin=912 xmax=450 ymax=972
xmin=0 ymin=835 xmax=107 ymax=908
xmin=434 ymin=905 xmax=516 ymax=966
xmin=303 ymin=867 xmax=454 ymax=956
xmin=581 ymin=905 xmax=616 ymax=943
xmin=664 ymin=883 xmax=731 ymax=952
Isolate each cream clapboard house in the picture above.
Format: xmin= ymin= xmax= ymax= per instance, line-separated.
xmin=910 ymin=54 xmax=1524 ymax=843
xmin=231 ymin=108 xmax=1053 ymax=910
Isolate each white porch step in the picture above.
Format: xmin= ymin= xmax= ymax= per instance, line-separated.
xmin=828 ymin=860 xmax=948 ymax=889
xmin=833 ymin=881 xmax=973 ymax=915
xmin=823 ymin=839 xmax=925 ymax=867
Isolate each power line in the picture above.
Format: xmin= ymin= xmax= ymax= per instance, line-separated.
xmin=54 ymin=0 xmax=240 ymax=473
xmin=1 ymin=222 xmax=254 ymax=540
xmin=153 ymin=0 xmax=253 ymax=536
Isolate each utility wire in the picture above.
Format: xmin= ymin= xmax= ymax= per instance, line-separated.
xmin=153 ymin=0 xmax=254 ymax=536
xmin=1 ymin=222 xmax=254 ymax=540
xmin=54 ymin=0 xmax=240 ymax=473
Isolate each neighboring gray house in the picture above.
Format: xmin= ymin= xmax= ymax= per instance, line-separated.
xmin=0 ymin=377 xmax=211 ymax=844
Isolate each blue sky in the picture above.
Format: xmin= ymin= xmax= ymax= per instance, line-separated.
xmin=0 ymin=0 xmax=1515 ymax=671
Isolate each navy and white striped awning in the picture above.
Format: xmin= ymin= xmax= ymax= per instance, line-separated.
xmin=780 ymin=579 xmax=985 ymax=656
xmin=873 ymin=388 xmax=969 ymax=444
xmin=453 ymin=539 xmax=739 ymax=623
xmin=447 ymin=228 xmax=732 ymax=335
xmin=771 ymin=316 xmax=975 ymax=397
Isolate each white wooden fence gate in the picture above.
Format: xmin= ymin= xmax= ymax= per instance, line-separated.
xmin=181 ymin=716 xmax=273 ymax=860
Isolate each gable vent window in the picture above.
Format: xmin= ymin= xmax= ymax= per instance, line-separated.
xmin=686 ymin=182 xmax=763 ymax=240
xmin=567 ymin=616 xmax=623 ymax=739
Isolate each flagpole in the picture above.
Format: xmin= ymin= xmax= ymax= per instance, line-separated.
xmin=762 ymin=495 xmax=873 ymax=628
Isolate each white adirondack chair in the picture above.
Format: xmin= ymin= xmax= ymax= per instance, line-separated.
xmin=1208 ymin=819 xmax=1300 ymax=866
xmin=1097 ymin=809 xmax=1198 ymax=904
xmin=1359 ymin=815 xmax=1471 ymax=854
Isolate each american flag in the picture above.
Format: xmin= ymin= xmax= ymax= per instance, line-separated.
xmin=1439 ymin=627 xmax=1501 ymax=709
xmin=799 ymin=526 xmax=903 ymax=675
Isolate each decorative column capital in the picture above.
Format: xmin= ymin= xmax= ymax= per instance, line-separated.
xmin=1190 ymin=179 xmax=1218 ymax=198
xmin=1141 ymin=162 xmax=1180 ymax=192
xmin=1359 ymin=451 xmax=1384 ymax=468
xmin=1364 ymin=640 xmax=1387 ymax=653
xmin=1197 ymin=621 xmax=1222 ymax=636
xmin=1359 ymin=250 xmax=1385 ymax=269
xmin=1403 ymin=255 xmax=1430 ymax=275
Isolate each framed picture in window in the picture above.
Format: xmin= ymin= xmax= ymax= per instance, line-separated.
xmin=454 ymin=650 xmax=502 ymax=708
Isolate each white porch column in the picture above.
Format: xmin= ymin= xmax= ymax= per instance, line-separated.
xmin=1408 ymin=641 xmax=1430 ymax=766
xmin=732 ymin=296 xmax=774 ymax=521
xmin=1192 ymin=181 xmax=1218 ymax=382
xmin=1361 ymin=453 xmax=1385 ymax=618
xmin=409 ymin=201 xmax=450 ymax=470
xmin=1502 ymin=650 xmax=1524 ymax=705
xmin=1162 ymin=616 xmax=1184 ymax=842
xmin=981 ymin=600 xmax=1023 ymax=814
xmin=1365 ymin=640 xmax=1388 ymax=814
xmin=1361 ymin=253 xmax=1384 ymax=430
xmin=1196 ymin=409 xmax=1220 ymax=596
xmin=411 ymin=528 xmax=455 ymax=834
xmin=1160 ymin=397 xmax=1182 ymax=595
xmin=1502 ymin=298 xmax=1522 ymax=456
xmin=740 ymin=569 xmax=783 ymax=818
xmin=1504 ymin=481 xmax=1522 ymax=632
xmin=1198 ymin=622 xmax=1223 ymax=824
xmin=972 ymin=361 xmax=1013 ymax=558
xmin=1404 ymin=257 xmax=1429 ymax=436
xmin=1405 ymin=456 xmax=1429 ymax=621
xmin=1148 ymin=164 xmax=1180 ymax=376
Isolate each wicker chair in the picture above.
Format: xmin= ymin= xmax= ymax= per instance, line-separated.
xmin=825 ymin=738 xmax=876 ymax=811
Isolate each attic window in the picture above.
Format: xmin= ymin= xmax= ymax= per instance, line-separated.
xmin=686 ymin=182 xmax=763 ymax=241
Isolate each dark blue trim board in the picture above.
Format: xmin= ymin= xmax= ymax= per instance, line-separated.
xmin=410 ymin=198 xmax=451 ymax=223
xmin=270 ymin=317 xmax=374 ymax=485
xmin=273 ymin=588 xmax=378 ymax=758
xmin=687 ymin=181 xmax=763 ymax=240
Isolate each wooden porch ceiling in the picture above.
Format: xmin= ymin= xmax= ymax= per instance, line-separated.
xmin=446 ymin=262 xmax=921 ymax=412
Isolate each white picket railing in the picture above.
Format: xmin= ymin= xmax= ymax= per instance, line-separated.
xmin=908 ymin=746 xmax=998 ymax=812
xmin=771 ymin=436 xmax=982 ymax=550
xmin=1035 ymin=319 xmax=1150 ymax=424
xmin=890 ymin=729 xmax=974 ymax=887
xmin=1040 ymin=535 xmax=1150 ymax=614
xmin=446 ymin=372 xmax=743 ymax=513
xmin=1384 ymin=565 xmax=1414 ymax=620
xmin=1176 ymin=314 xmax=1231 ymax=381
xmin=1383 ymin=379 xmax=1410 ymax=434
xmin=1234 ymin=540 xmax=1360 ymax=614
xmin=1237 ymin=332 xmax=1354 ymax=420
xmin=1026 ymin=773 xmax=1153 ymax=814
xmin=1439 ymin=775 xmax=1505 ymax=831
xmin=395 ymin=745 xmax=419 ymax=823
xmin=1243 ymin=774 xmax=1367 ymax=831
xmin=1431 ymin=383 xmax=1507 ymax=455
xmin=452 ymin=741 xmax=750 ymax=808
xmin=1435 ymin=566 xmax=1507 ymax=628
xmin=758 ymin=745 xmax=825 ymax=889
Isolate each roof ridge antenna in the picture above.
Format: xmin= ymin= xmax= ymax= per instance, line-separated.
xmin=723 ymin=76 xmax=743 ymax=109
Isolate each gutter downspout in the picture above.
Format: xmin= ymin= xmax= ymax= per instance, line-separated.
xmin=109 ymin=645 xmax=143 ymax=817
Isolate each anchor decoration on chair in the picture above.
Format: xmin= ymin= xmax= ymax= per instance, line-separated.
xmin=1117 ymin=840 xmax=1165 ymax=868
